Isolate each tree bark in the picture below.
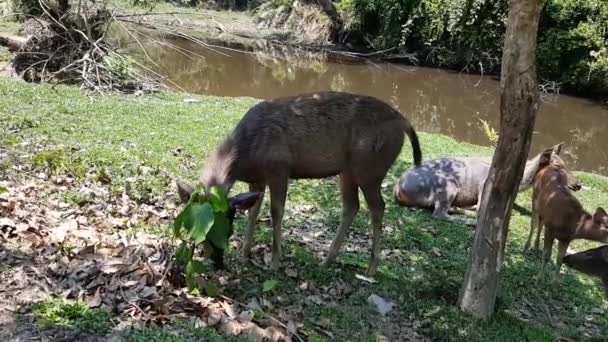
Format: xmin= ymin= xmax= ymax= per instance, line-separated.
xmin=458 ymin=0 xmax=543 ymax=319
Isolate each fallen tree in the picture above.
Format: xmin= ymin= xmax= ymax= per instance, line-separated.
xmin=5 ymin=0 xmax=162 ymax=92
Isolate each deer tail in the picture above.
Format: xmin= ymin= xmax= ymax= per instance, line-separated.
xmin=404 ymin=119 xmax=422 ymax=166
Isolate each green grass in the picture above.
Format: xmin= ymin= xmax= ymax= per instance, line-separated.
xmin=125 ymin=326 xmax=224 ymax=342
xmin=1 ymin=79 xmax=608 ymax=341
xmin=0 ymin=19 xmax=20 ymax=35
xmin=33 ymin=298 xmax=112 ymax=334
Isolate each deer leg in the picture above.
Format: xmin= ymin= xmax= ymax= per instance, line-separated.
xmin=268 ymin=177 xmax=288 ymax=270
xmin=360 ymin=180 xmax=385 ymax=277
xmin=323 ymin=174 xmax=359 ymax=267
xmin=537 ymin=231 xmax=554 ymax=282
xmin=533 ymin=217 xmax=544 ymax=253
xmin=242 ymin=182 xmax=266 ymax=258
xmin=554 ymin=240 xmax=569 ymax=284
xmin=433 ymin=201 xmax=476 ymax=227
xmin=524 ymin=209 xmax=539 ymax=253
xmin=449 ymin=207 xmax=478 ymax=218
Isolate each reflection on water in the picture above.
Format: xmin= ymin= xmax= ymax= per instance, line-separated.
xmin=137 ymin=37 xmax=608 ymax=176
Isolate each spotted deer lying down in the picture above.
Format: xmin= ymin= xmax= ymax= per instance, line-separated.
xmin=563 ymin=245 xmax=608 ymax=296
xmin=393 ymin=143 xmax=581 ymax=226
xmin=528 ymin=147 xmax=608 ymax=283
xmin=177 ymin=91 xmax=422 ymax=276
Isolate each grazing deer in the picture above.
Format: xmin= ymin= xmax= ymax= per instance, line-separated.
xmin=393 ymin=143 xmax=581 ymax=226
xmin=177 ymin=91 xmax=422 ymax=276
xmin=563 ymin=245 xmax=608 ymax=296
xmin=528 ymin=147 xmax=608 ymax=283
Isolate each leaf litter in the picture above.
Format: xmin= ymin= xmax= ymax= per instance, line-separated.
xmin=0 ymin=141 xmax=432 ymax=341
xmin=0 ymin=169 xmax=293 ymax=341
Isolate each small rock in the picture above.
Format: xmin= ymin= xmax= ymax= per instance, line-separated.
xmin=368 ymin=294 xmax=395 ymax=317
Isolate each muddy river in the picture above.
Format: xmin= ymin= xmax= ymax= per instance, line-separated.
xmin=142 ymin=38 xmax=608 ymax=176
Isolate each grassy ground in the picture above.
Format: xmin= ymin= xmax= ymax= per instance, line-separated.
xmin=1 ymin=79 xmax=607 ymax=341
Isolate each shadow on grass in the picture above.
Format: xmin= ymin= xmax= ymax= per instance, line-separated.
xmin=225 ymin=157 xmax=608 ymax=341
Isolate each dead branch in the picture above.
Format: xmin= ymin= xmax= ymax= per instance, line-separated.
xmin=0 ymin=34 xmax=27 ymax=52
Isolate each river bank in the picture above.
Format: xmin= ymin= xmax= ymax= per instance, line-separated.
xmin=0 ymin=79 xmax=607 ymax=341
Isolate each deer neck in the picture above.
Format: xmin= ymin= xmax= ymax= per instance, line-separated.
xmin=574 ymin=214 xmax=608 ymax=243
xmin=200 ymin=139 xmax=236 ymax=194
xmin=518 ymin=153 xmax=543 ymax=192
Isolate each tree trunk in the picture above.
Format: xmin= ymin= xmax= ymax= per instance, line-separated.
xmin=458 ymin=0 xmax=543 ymax=319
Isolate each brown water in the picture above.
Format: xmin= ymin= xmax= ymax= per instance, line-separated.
xmin=143 ymin=39 xmax=608 ymax=176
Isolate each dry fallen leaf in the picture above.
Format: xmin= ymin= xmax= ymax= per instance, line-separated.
xmin=88 ymin=287 xmax=102 ymax=308
xmin=355 ymin=274 xmax=377 ymax=284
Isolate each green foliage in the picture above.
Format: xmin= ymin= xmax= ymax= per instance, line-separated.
xmin=125 ymin=324 xmax=224 ymax=342
xmin=341 ymin=0 xmax=608 ymax=96
xmin=537 ymin=0 xmax=608 ymax=95
xmin=33 ymin=298 xmax=112 ymax=334
xmin=0 ymin=46 xmax=11 ymax=63
xmin=262 ymin=279 xmax=278 ymax=292
xmin=31 ymin=149 xmax=89 ymax=177
xmin=173 ymin=186 xmax=232 ymax=292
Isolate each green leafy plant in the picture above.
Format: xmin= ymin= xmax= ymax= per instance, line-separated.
xmin=33 ymin=298 xmax=112 ymax=334
xmin=173 ymin=186 xmax=232 ymax=292
xmin=262 ymin=279 xmax=278 ymax=293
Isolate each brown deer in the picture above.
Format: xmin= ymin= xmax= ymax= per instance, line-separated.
xmin=177 ymin=91 xmax=422 ymax=276
xmin=563 ymin=245 xmax=608 ymax=296
xmin=528 ymin=147 xmax=608 ymax=282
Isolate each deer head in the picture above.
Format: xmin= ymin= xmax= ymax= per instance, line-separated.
xmin=575 ymin=207 xmax=608 ymax=243
xmin=175 ymin=180 xmax=262 ymax=268
xmin=537 ymin=145 xmax=582 ymax=191
xmin=563 ymin=244 xmax=608 ymax=279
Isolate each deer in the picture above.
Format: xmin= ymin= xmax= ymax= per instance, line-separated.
xmin=528 ymin=147 xmax=608 ymax=283
xmin=393 ymin=142 xmax=581 ymax=226
xmin=563 ymin=245 xmax=608 ymax=296
xmin=176 ymin=91 xmax=422 ymax=276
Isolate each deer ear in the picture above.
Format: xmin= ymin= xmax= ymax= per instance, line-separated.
xmin=229 ymin=192 xmax=262 ymax=211
xmin=539 ymin=147 xmax=554 ymax=168
xmin=176 ymin=181 xmax=195 ymax=203
xmin=593 ymin=207 xmax=608 ymax=223
xmin=552 ymin=142 xmax=565 ymax=155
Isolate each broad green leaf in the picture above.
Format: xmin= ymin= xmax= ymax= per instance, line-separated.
xmin=186 ymin=274 xmax=197 ymax=291
xmin=175 ymin=243 xmax=192 ymax=266
xmin=207 ymin=213 xmax=230 ymax=250
xmin=0 ymin=186 xmax=8 ymax=195
xmin=203 ymin=281 xmax=220 ymax=297
xmin=187 ymin=259 xmax=208 ymax=275
xmin=186 ymin=203 xmax=215 ymax=243
xmin=189 ymin=190 xmax=203 ymax=204
xmin=209 ymin=186 xmax=229 ymax=212
xmin=262 ymin=279 xmax=278 ymax=293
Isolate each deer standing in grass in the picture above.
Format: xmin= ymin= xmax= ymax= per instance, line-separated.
xmin=527 ymin=147 xmax=608 ymax=283
xmin=178 ymin=92 xmax=422 ymax=276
